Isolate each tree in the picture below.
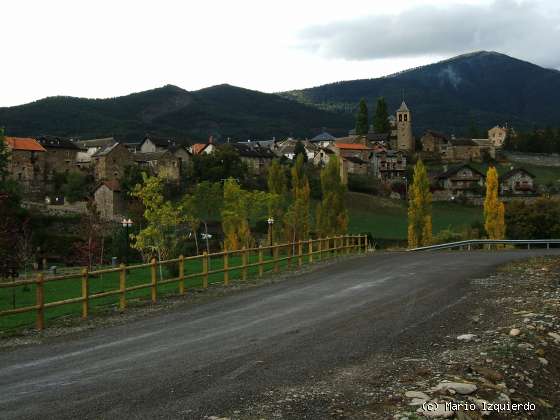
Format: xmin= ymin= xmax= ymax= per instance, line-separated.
xmin=0 ymin=128 xmax=10 ymax=181
xmin=484 ymin=166 xmax=505 ymax=239
xmin=284 ymin=155 xmax=310 ymax=242
xmin=373 ymin=97 xmax=390 ymax=134
xmin=355 ymin=99 xmax=369 ymax=135
xmin=407 ymin=159 xmax=432 ymax=248
xmin=316 ymin=156 xmax=348 ymax=236
xmin=267 ymin=159 xmax=289 ymax=242
xmin=131 ymin=175 xmax=183 ymax=262
xmin=294 ymin=140 xmax=308 ymax=162
xmin=71 ymin=200 xmax=106 ymax=270
xmin=191 ymin=145 xmax=248 ymax=183
xmin=62 ymin=171 xmax=91 ymax=203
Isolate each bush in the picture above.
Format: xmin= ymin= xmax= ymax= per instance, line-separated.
xmin=348 ymin=174 xmax=388 ymax=196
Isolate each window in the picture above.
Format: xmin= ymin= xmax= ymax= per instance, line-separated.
xmin=404 ymin=114 xmax=408 ymax=122
xmin=398 ymin=114 xmax=403 ymax=122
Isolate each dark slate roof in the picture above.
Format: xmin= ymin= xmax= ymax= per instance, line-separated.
xmin=92 ymin=142 xmax=121 ymax=157
xmin=367 ymin=133 xmax=390 ymax=142
xmin=132 ymin=151 xmax=171 ymax=162
xmin=344 ymin=156 xmax=369 ymax=165
xmin=310 ymin=131 xmax=336 ymax=142
xmin=450 ymin=138 xmax=478 ymax=146
xmin=436 ymin=164 xmax=485 ymax=179
xmin=500 ymin=168 xmax=536 ymax=181
xmin=75 ymin=137 xmax=116 ymax=149
xmin=231 ymin=143 xmax=275 ymax=158
xmin=37 ymin=135 xmax=80 ymax=150
xmin=143 ymin=135 xmax=176 ymax=148
xmin=424 ymin=130 xmax=450 ymax=141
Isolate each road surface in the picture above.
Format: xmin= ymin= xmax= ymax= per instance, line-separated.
xmin=1 ymin=250 xmax=558 ymax=419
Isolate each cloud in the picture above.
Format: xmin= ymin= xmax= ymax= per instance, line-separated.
xmin=299 ymin=0 xmax=560 ymax=69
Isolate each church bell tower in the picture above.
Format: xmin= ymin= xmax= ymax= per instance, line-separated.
xmin=396 ymin=101 xmax=414 ymax=152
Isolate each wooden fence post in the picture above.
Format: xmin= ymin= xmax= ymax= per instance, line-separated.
xmin=287 ymin=243 xmax=292 ymax=268
xmin=36 ymin=273 xmax=45 ymax=330
xmin=81 ymin=268 xmax=89 ymax=319
xmin=224 ymin=250 xmax=230 ymax=285
xmin=151 ymin=258 xmax=157 ymax=303
xmin=203 ymin=251 xmax=209 ymax=288
xmin=273 ymin=244 xmax=279 ymax=273
xmin=258 ymin=245 xmax=263 ymax=277
xmin=346 ymin=236 xmax=350 ymax=255
xmin=242 ymin=248 xmax=248 ymax=281
xmin=308 ymin=239 xmax=313 ymax=263
xmin=298 ymin=241 xmax=303 ymax=267
xmin=119 ymin=264 xmax=127 ymax=310
xmin=178 ymin=255 xmax=185 ymax=294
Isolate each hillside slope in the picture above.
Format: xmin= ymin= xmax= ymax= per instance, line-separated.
xmin=282 ymin=51 xmax=560 ymax=135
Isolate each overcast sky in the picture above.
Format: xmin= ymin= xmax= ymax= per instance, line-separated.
xmin=2 ymin=0 xmax=558 ymax=107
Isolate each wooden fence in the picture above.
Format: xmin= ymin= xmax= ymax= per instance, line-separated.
xmin=0 ymin=235 xmax=367 ymax=330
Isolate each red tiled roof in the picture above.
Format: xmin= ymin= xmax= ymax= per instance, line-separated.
xmin=99 ymin=180 xmax=121 ymax=191
xmin=191 ymin=143 xmax=208 ymax=155
xmin=5 ymin=137 xmax=46 ymax=152
xmin=335 ymin=143 xmax=372 ymax=150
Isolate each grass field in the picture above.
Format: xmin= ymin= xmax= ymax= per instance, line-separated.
xmin=346 ymin=192 xmax=482 ymax=240
xmin=0 ymin=243 xmax=350 ymax=331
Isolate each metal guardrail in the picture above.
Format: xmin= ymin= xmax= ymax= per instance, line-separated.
xmin=408 ymin=239 xmax=560 ymax=252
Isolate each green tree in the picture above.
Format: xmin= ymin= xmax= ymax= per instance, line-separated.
xmin=407 ymin=160 xmax=432 ymax=248
xmin=484 ymin=166 xmax=505 ymax=239
xmin=355 ymin=98 xmax=369 ymax=135
xmin=267 ymin=159 xmax=289 ymax=242
xmin=316 ymin=156 xmax=348 ymax=236
xmin=294 ymin=140 xmax=308 ymax=162
xmin=373 ymin=97 xmax=390 ymax=134
xmin=284 ymin=155 xmax=310 ymax=242
xmin=191 ymin=145 xmax=248 ymax=183
xmin=62 ymin=171 xmax=91 ymax=203
xmin=131 ymin=175 xmax=183 ymax=262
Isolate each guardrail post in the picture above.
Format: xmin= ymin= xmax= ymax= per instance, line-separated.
xmin=178 ymin=255 xmax=185 ymax=294
xmin=119 ymin=264 xmax=127 ymax=310
xmin=36 ymin=273 xmax=45 ymax=330
xmin=527 ymin=243 xmax=530 ymax=250
xmin=151 ymin=258 xmax=158 ymax=303
xmin=203 ymin=251 xmax=209 ymax=288
xmin=273 ymin=244 xmax=279 ymax=273
xmin=298 ymin=241 xmax=303 ymax=267
xmin=224 ymin=250 xmax=230 ymax=285
xmin=547 ymin=242 xmax=550 ymax=250
xmin=241 ymin=248 xmax=247 ymax=281
xmin=258 ymin=245 xmax=263 ymax=277
xmin=81 ymin=268 xmax=89 ymax=319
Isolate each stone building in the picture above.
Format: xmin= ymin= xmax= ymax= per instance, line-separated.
xmin=139 ymin=135 xmax=177 ymax=153
xmin=4 ymin=137 xmax=46 ymax=197
xmin=420 ymin=130 xmax=450 ymax=153
xmin=342 ymin=156 xmax=369 ymax=175
xmin=372 ymin=150 xmax=407 ymax=182
xmin=94 ymin=180 xmax=126 ymax=221
xmin=312 ymin=147 xmax=335 ymax=167
xmin=333 ymin=142 xmax=374 ymax=162
xmin=36 ymin=136 xmax=80 ymax=178
xmin=442 ymin=138 xmax=483 ymax=162
xmin=230 ymin=143 xmax=275 ymax=175
xmin=433 ymin=164 xmax=485 ymax=198
xmin=133 ymin=151 xmax=181 ymax=182
xmin=396 ymin=101 xmax=414 ymax=152
xmin=488 ymin=126 xmax=507 ymax=148
xmin=92 ymin=143 xmax=131 ymax=181
xmin=75 ymin=137 xmax=116 ymax=166
xmin=499 ymin=168 xmax=536 ymax=195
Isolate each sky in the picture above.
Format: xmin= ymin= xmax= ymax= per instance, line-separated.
xmin=2 ymin=0 xmax=559 ymax=107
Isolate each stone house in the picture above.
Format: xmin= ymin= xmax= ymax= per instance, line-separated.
xmin=36 ymin=136 xmax=80 ymax=179
xmin=312 ymin=147 xmax=335 ymax=167
xmin=334 ymin=142 xmax=374 ymax=162
xmin=230 ymin=143 xmax=275 ymax=175
xmin=139 ymin=135 xmax=178 ymax=153
xmin=75 ymin=137 xmax=116 ymax=165
xmin=372 ymin=150 xmax=407 ymax=182
xmin=488 ymin=126 xmax=507 ymax=148
xmin=273 ymin=138 xmax=317 ymax=161
xmin=133 ymin=151 xmax=181 ymax=182
xmin=442 ymin=138 xmax=483 ymax=162
xmin=4 ymin=137 xmax=46 ymax=197
xmin=420 ymin=130 xmax=450 ymax=153
xmin=92 ymin=143 xmax=131 ymax=181
xmin=94 ymin=180 xmax=126 ymax=221
xmin=342 ymin=156 xmax=369 ymax=175
xmin=434 ymin=164 xmax=485 ymax=198
xmin=499 ymin=168 xmax=536 ymax=195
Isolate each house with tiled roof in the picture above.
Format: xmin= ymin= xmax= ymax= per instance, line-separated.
xmin=4 ymin=136 xmax=46 ymax=197
xmin=94 ymin=180 xmax=126 ymax=221
xmin=92 ymin=143 xmax=131 ymax=181
xmin=499 ymin=168 xmax=536 ymax=196
xmin=230 ymin=142 xmax=275 ymax=175
xmin=36 ymin=135 xmax=80 ymax=175
xmin=132 ymin=151 xmax=181 ymax=182
xmin=433 ymin=164 xmax=485 ymax=198
xmin=273 ymin=138 xmax=317 ymax=161
xmin=371 ymin=150 xmax=407 ymax=182
xmin=75 ymin=137 xmax=117 ymax=164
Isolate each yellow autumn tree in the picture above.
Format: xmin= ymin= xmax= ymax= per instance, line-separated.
xmin=408 ymin=159 xmax=432 ymax=248
xmin=284 ymin=155 xmax=310 ymax=242
xmin=484 ymin=166 xmax=506 ymax=239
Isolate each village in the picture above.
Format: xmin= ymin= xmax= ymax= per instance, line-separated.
xmin=2 ymin=100 xmax=536 ymax=223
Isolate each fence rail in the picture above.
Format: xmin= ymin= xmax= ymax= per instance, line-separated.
xmin=0 ymin=235 xmax=367 ymax=330
xmin=408 ymin=239 xmax=560 ymax=252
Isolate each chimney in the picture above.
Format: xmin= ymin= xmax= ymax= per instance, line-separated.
xmin=208 ymin=135 xmax=214 ymax=144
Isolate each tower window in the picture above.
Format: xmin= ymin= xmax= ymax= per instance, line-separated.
xmin=404 ymin=114 xmax=408 ymax=122
xmin=398 ymin=114 xmax=402 ymax=122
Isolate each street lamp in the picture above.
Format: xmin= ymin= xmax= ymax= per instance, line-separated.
xmin=267 ymin=217 xmax=274 ymax=256
xmin=121 ymin=218 xmax=133 ymax=264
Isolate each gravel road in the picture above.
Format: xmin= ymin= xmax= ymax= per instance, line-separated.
xmin=1 ymin=250 xmax=558 ymax=419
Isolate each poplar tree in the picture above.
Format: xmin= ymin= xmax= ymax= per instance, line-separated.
xmin=484 ymin=166 xmax=505 ymax=239
xmin=355 ymin=99 xmax=369 ymax=135
xmin=284 ymin=155 xmax=310 ymax=241
xmin=267 ymin=159 xmax=288 ymax=242
xmin=316 ymin=156 xmax=348 ymax=236
xmin=407 ymin=159 xmax=432 ymax=248
xmin=221 ymin=178 xmax=252 ymax=251
xmin=373 ymin=97 xmax=390 ymax=134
